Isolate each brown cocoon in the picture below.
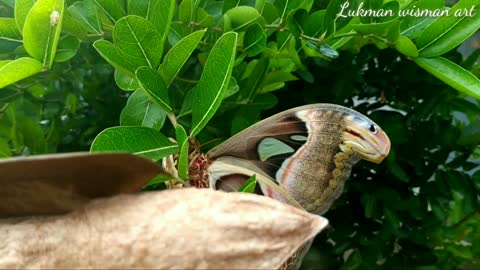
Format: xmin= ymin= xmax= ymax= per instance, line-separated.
xmin=1 ymin=188 xmax=328 ymax=269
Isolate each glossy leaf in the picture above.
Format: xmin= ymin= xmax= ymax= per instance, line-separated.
xmin=0 ymin=18 xmax=22 ymax=41
xmin=120 ymin=90 xmax=166 ymax=130
xmin=179 ymin=0 xmax=195 ymax=24
xmin=68 ymin=0 xmax=101 ymax=34
xmin=91 ymin=127 xmax=178 ymax=161
xmin=159 ymin=29 xmax=206 ymax=86
xmin=260 ymin=71 xmax=298 ymax=93
xmin=175 ymin=125 xmax=189 ymax=180
xmin=190 ymin=32 xmax=237 ymax=137
xmin=244 ymin=23 xmax=266 ymax=57
xmin=224 ymin=6 xmax=261 ymax=31
xmin=324 ymin=0 xmax=358 ymax=36
xmin=196 ymin=8 xmax=215 ymax=27
xmin=23 ymin=0 xmax=64 ymax=68
xmin=238 ymin=57 xmax=269 ymax=102
xmin=92 ymin=0 xmax=125 ymax=23
xmin=127 ymin=0 xmax=175 ymax=46
xmin=14 ymin=0 xmax=34 ymax=31
xmin=395 ymin=36 xmax=418 ymax=57
xmin=359 ymin=0 xmax=383 ymax=24
xmin=353 ymin=20 xmax=401 ymax=43
xmin=136 ymin=66 xmax=172 ymax=112
xmin=240 ymin=174 xmax=257 ymax=193
xmin=275 ymin=0 xmax=314 ymax=19
xmin=54 ymin=35 xmax=80 ymax=62
xmin=0 ymin=57 xmax=43 ymax=89
xmin=0 ymin=0 xmax=14 ymax=8
xmin=0 ymin=139 xmax=11 ymax=158
xmin=301 ymin=9 xmax=325 ymax=37
xmin=93 ymin=40 xmax=138 ymax=76
xmin=417 ymin=0 xmax=480 ymax=57
xmin=399 ymin=0 xmax=443 ymax=39
xmin=376 ymin=1 xmax=399 ymax=23
xmin=16 ymin=116 xmax=47 ymax=154
xmin=62 ymin=9 xmax=89 ymax=39
xmin=414 ymin=57 xmax=480 ymax=100
xmin=114 ymin=15 xmax=163 ymax=69
xmin=114 ymin=69 xmax=139 ymax=91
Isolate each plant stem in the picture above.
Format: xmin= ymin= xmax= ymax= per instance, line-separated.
xmin=167 ymin=112 xmax=178 ymax=128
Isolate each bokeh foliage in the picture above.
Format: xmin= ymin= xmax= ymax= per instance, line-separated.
xmin=0 ymin=0 xmax=479 ymax=269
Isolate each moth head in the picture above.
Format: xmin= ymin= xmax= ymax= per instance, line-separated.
xmin=341 ymin=114 xmax=391 ymax=164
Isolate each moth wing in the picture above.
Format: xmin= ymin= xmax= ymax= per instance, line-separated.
xmin=207 ymin=104 xmax=351 ymax=210
xmin=0 ymin=152 xmax=167 ymax=218
xmin=208 ymin=156 xmax=303 ymax=209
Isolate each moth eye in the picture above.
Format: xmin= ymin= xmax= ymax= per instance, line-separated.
xmin=369 ymin=124 xmax=377 ymax=134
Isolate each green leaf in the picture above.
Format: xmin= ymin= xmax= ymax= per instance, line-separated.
xmin=179 ymin=0 xmax=195 ymax=24
xmin=127 ymin=0 xmax=175 ymax=46
xmin=377 ymin=1 xmax=399 ymax=23
xmin=324 ymin=0 xmax=358 ymax=37
xmin=0 ymin=0 xmax=14 ymax=8
xmin=190 ymin=32 xmax=237 ymax=137
xmin=127 ymin=0 xmax=147 ymax=16
xmin=473 ymin=170 xmax=480 ymax=191
xmin=92 ymin=0 xmax=125 ymax=23
xmin=17 ymin=116 xmax=47 ymax=154
xmin=224 ymin=77 xmax=239 ymax=98
xmin=224 ymin=6 xmax=261 ymax=31
xmin=0 ymin=138 xmax=11 ymax=158
xmin=143 ymin=174 xmax=173 ymax=188
xmin=301 ymin=10 xmax=325 ymax=37
xmin=167 ymin=21 xmax=190 ymax=45
xmin=352 ymin=19 xmax=401 ymax=43
xmin=0 ymin=18 xmax=22 ymax=41
xmin=114 ymin=69 xmax=140 ymax=91
xmin=359 ymin=0 xmax=383 ymax=24
xmin=417 ymin=0 xmax=480 ymax=57
xmin=0 ymin=39 xmax=21 ymax=54
xmin=175 ymin=125 xmax=189 ymax=180
xmin=458 ymin=121 xmax=480 ymax=145
xmin=14 ymin=0 xmax=35 ymax=31
xmin=0 ymin=57 xmax=43 ymax=89
xmin=239 ymin=174 xmax=257 ymax=193
xmin=136 ymin=66 xmax=172 ymax=112
xmin=62 ymin=8 xmax=89 ymax=39
xmin=114 ymin=15 xmax=163 ymax=69
xmin=399 ymin=0 xmax=443 ymax=33
xmin=238 ymin=57 xmax=269 ymax=102
xmin=275 ymin=0 xmax=314 ymax=20
xmin=90 ymin=126 xmax=178 ymax=161
xmin=395 ymin=36 xmax=418 ymax=57
xmin=93 ymin=40 xmax=138 ymax=76
xmin=260 ymin=71 xmax=298 ymax=93
xmin=159 ymin=29 xmax=206 ymax=86
xmin=244 ymin=23 xmax=266 ymax=57
xmin=387 ymin=158 xmax=410 ymax=182
xmin=414 ymin=57 xmax=480 ymax=100
xmin=68 ymin=0 xmax=102 ymax=34
xmin=54 ymin=35 xmax=80 ymax=62
xmin=120 ymin=90 xmax=166 ymax=130
xmin=23 ymin=0 xmax=64 ymax=68
xmin=196 ymin=8 xmax=215 ymax=27
xmin=113 ymin=15 xmax=163 ymax=69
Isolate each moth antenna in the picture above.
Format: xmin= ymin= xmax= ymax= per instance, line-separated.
xmin=199 ymin=138 xmax=222 ymax=148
